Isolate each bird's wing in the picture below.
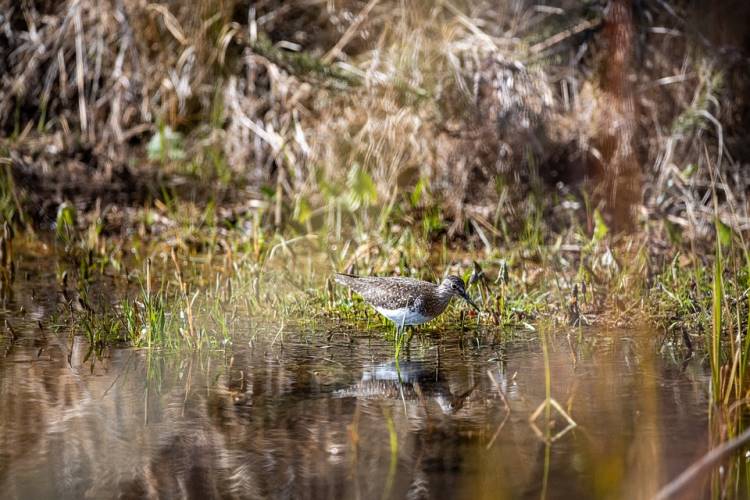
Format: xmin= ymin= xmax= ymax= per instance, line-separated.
xmin=334 ymin=275 xmax=425 ymax=310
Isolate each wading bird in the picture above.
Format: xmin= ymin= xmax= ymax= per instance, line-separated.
xmin=334 ymin=274 xmax=479 ymax=334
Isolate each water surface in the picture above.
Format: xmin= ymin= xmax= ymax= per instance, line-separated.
xmin=0 ymin=255 xmax=712 ymax=499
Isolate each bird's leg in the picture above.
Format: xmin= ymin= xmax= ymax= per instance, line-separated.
xmin=403 ymin=328 xmax=413 ymax=359
xmin=406 ymin=326 xmax=415 ymax=346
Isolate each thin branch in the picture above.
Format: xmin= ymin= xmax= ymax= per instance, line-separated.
xmin=322 ymin=0 xmax=381 ymax=64
xmin=529 ymin=18 xmax=601 ymax=55
xmin=655 ymin=426 xmax=750 ymax=500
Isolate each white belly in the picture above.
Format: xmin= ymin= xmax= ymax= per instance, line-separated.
xmin=375 ymin=307 xmax=431 ymax=326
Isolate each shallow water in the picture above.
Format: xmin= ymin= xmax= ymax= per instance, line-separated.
xmin=0 ymin=255 xmax=716 ymax=499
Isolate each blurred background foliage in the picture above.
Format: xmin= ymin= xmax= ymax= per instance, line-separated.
xmin=0 ymin=0 xmax=748 ymax=248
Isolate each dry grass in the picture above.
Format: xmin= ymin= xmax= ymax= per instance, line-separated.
xmin=0 ymin=0 xmax=747 ymax=248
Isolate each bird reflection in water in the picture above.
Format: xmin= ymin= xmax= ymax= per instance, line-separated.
xmin=335 ymin=361 xmax=477 ymax=414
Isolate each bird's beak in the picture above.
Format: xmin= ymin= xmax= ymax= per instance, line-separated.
xmin=459 ymin=290 xmax=480 ymax=312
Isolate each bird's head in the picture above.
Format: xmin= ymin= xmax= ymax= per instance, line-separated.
xmin=439 ymin=275 xmax=479 ymax=311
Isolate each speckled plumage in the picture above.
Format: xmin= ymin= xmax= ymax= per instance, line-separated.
xmin=334 ymin=273 xmax=478 ymax=326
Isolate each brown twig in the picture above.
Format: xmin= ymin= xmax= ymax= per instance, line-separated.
xmin=322 ymin=0 xmax=381 ymax=64
xmin=654 ymin=426 xmax=750 ymax=500
xmin=529 ymin=18 xmax=601 ymax=54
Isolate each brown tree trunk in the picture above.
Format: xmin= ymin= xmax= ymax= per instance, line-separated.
xmin=594 ymin=0 xmax=642 ymax=232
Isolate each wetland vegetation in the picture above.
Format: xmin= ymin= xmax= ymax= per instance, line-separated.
xmin=1 ymin=0 xmax=750 ymax=498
